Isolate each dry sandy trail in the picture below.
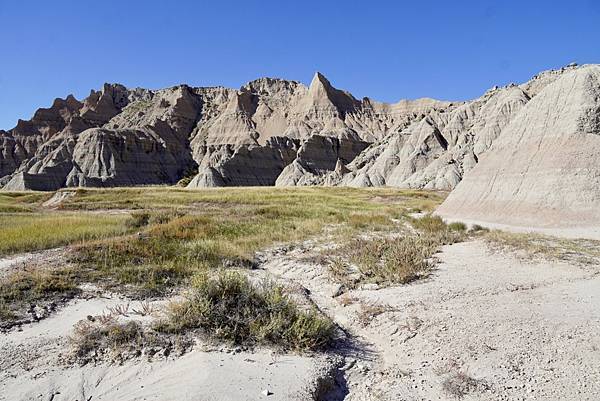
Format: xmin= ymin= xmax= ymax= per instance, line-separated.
xmin=258 ymin=239 xmax=600 ymax=400
xmin=1 ymin=238 xmax=599 ymax=401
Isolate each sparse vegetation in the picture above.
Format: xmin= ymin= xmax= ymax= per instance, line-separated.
xmin=336 ymin=236 xmax=440 ymax=285
xmin=357 ymin=302 xmax=394 ymax=326
xmin=483 ymin=229 xmax=600 ymax=265
xmin=67 ymin=187 xmax=441 ymax=296
xmin=327 ymin=215 xmax=465 ymax=287
xmin=410 ymin=214 xmax=448 ymax=233
xmin=0 ymin=187 xmax=449 ymax=352
xmin=0 ymin=267 xmax=80 ymax=322
xmin=157 ymin=270 xmax=336 ymax=351
xmin=448 ymin=221 xmax=467 ymax=232
xmin=442 ymin=371 xmax=488 ymax=398
xmin=469 ymin=224 xmax=489 ymax=233
xmin=69 ymin=318 xmax=192 ymax=364
xmin=328 ymin=257 xmax=357 ymax=288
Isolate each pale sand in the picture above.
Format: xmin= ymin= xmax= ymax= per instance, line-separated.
xmin=0 ymin=296 xmax=335 ymax=401
xmin=2 ymin=238 xmax=599 ymax=400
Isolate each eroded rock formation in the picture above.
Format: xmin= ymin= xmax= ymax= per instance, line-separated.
xmin=0 ymin=64 xmax=591 ymax=192
xmin=437 ymin=64 xmax=600 ymax=227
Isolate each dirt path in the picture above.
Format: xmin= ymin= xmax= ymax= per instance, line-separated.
xmin=257 ymin=239 xmax=600 ymax=400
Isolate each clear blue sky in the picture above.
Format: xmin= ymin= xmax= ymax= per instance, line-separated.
xmin=1 ymin=0 xmax=599 ymax=130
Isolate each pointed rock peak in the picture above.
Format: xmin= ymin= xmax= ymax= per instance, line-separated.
xmin=225 ymin=90 xmax=257 ymax=114
xmin=306 ymin=72 xmax=340 ymax=107
xmin=50 ymin=97 xmax=66 ymax=108
xmin=49 ymin=96 xmax=81 ymax=111
xmin=302 ymin=71 xmax=357 ymax=114
xmin=65 ymin=94 xmax=82 ymax=108
xmin=309 ymin=72 xmax=334 ymax=92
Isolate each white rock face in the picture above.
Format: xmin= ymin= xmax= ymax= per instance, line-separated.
xmin=437 ymin=65 xmax=600 ymax=227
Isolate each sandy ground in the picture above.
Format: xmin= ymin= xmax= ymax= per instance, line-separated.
xmin=258 ymin=239 xmax=600 ymax=400
xmin=0 ymin=296 xmax=336 ymax=401
xmin=439 ymin=215 xmax=600 ymax=240
xmin=2 ymin=238 xmax=600 ymax=400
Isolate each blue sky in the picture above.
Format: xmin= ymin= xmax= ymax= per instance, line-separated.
xmin=0 ymin=0 xmax=599 ymax=129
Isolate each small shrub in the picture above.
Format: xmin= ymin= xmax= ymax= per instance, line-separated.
xmin=327 ymin=257 xmax=356 ymax=288
xmin=176 ymin=167 xmax=198 ymax=187
xmin=157 ymin=271 xmax=335 ymax=351
xmin=332 ymin=225 xmax=464 ymax=287
xmin=126 ymin=211 xmax=150 ymax=229
xmin=338 ymin=236 xmax=436 ymax=285
xmin=411 ymin=215 xmax=466 ymax=244
xmin=71 ymin=320 xmax=143 ymax=359
xmin=177 ymin=176 xmax=193 ymax=187
xmin=410 ymin=214 xmax=447 ymax=233
xmin=0 ymin=302 xmax=15 ymax=321
xmin=469 ymin=224 xmax=489 ymax=233
xmin=448 ymin=222 xmax=467 ymax=232
xmin=69 ymin=319 xmax=188 ymax=364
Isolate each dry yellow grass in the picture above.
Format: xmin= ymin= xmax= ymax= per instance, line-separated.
xmin=1 ymin=187 xmax=447 ymax=327
xmin=0 ymin=213 xmax=131 ymax=256
xmin=483 ymin=230 xmax=600 ymax=265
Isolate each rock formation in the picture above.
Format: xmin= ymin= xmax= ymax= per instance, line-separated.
xmin=437 ymin=64 xmax=600 ymax=227
xmin=0 ymin=64 xmax=592 ymax=193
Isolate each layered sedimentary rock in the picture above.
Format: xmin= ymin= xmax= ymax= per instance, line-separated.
xmin=3 ymin=84 xmax=198 ymax=190
xmin=437 ymin=65 xmax=600 ymax=227
xmin=0 ymin=64 xmax=591 ymax=193
xmin=0 ymin=72 xmax=452 ymax=190
xmin=326 ymin=84 xmax=531 ymax=189
xmin=187 ymin=73 xmax=451 ymax=188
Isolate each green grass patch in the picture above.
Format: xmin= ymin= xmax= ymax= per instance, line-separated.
xmin=0 ymin=192 xmax=52 ymax=212
xmin=71 ymin=187 xmax=442 ymax=296
xmin=156 ymin=270 xmax=335 ymax=351
xmin=0 ymin=213 xmax=131 ymax=256
xmin=54 ymin=187 xmax=444 ymax=213
xmin=0 ymin=187 xmax=448 ymax=326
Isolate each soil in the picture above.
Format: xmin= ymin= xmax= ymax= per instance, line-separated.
xmin=1 ymin=238 xmax=599 ymax=400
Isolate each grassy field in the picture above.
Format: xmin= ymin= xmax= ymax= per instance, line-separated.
xmin=53 ymin=187 xmax=444 ymax=212
xmin=0 ymin=187 xmax=445 ymax=257
xmin=0 ymin=186 xmax=449 ymax=349
xmin=0 ymin=192 xmax=53 ymax=213
xmin=0 ymin=213 xmax=131 ymax=256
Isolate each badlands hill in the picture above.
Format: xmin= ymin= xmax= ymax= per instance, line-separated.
xmin=437 ymin=64 xmax=600 ymax=229
xmin=0 ymin=64 xmax=586 ymax=193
